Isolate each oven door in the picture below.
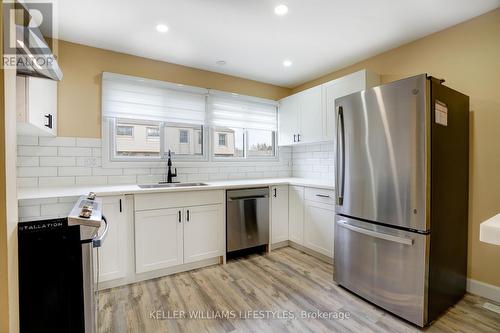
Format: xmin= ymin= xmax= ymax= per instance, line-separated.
xmin=81 ymin=216 xmax=108 ymax=333
xmin=334 ymin=215 xmax=429 ymax=326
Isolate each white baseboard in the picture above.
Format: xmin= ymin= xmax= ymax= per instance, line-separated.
xmin=467 ymin=278 xmax=500 ymax=303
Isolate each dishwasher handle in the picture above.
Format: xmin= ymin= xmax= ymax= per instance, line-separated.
xmin=227 ymin=195 xmax=268 ymax=201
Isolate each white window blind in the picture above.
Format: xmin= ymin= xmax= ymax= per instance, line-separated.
xmin=102 ymin=72 xmax=207 ymax=124
xmin=208 ymin=93 xmax=278 ymax=131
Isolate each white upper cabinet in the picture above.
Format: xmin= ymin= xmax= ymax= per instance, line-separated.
xmin=298 ymin=86 xmax=323 ymax=144
xmin=322 ymin=70 xmax=380 ymax=141
xmin=278 ymin=69 xmax=379 ymax=146
xmin=277 ymin=94 xmax=300 ymax=146
xmin=16 ymin=75 xmax=57 ymax=136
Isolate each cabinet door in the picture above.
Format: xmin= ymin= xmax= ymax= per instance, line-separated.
xmin=98 ymin=195 xmax=128 ymax=282
xmin=288 ymin=186 xmax=304 ymax=245
xmin=271 ymin=185 xmax=289 ymax=244
xmin=304 ymin=200 xmax=334 ymax=258
xmin=135 ymin=208 xmax=183 ymax=273
xmin=278 ymin=95 xmax=299 ymax=146
xmin=183 ymin=204 xmax=223 ymax=264
xmin=298 ymin=86 xmax=323 ymax=144
xmin=322 ymin=70 xmax=379 ymax=141
xmin=27 ymin=76 xmax=57 ymax=136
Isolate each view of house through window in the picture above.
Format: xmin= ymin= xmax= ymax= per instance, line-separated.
xmin=165 ymin=124 xmax=203 ymax=156
xmin=115 ymin=121 xmax=160 ymax=157
xmin=214 ymin=127 xmax=244 ymax=158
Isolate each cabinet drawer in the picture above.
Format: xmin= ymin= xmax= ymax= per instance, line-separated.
xmin=134 ymin=190 xmax=224 ymax=211
xmin=304 ymin=187 xmax=335 ymax=205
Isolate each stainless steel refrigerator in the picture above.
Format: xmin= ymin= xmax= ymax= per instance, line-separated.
xmin=333 ymin=74 xmax=469 ymax=326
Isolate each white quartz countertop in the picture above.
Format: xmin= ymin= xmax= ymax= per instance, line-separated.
xmin=480 ymin=213 xmax=500 ymax=246
xmin=17 ymin=178 xmax=334 ymax=200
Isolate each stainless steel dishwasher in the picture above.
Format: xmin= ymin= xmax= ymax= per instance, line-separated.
xmin=226 ymin=187 xmax=269 ymax=253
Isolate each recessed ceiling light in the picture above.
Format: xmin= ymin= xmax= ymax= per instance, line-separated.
xmin=156 ymin=24 xmax=169 ymax=33
xmin=216 ymin=60 xmax=227 ymax=66
xmin=283 ymin=59 xmax=292 ymax=67
xmin=274 ymin=4 xmax=288 ymax=16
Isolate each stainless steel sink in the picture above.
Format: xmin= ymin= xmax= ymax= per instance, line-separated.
xmin=138 ymin=182 xmax=208 ymax=189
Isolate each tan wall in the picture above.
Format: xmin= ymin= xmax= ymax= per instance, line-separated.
xmin=293 ymin=8 xmax=500 ymax=287
xmin=56 ymin=41 xmax=291 ymax=138
xmin=0 ymin=3 xmax=9 ymax=331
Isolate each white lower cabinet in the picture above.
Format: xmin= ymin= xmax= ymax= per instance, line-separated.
xmin=134 ymin=201 xmax=224 ymax=274
xmin=135 ymin=208 xmax=184 ymax=273
xmin=304 ymin=200 xmax=335 ymax=258
xmin=183 ymin=204 xmax=224 ymax=264
xmin=98 ymin=195 xmax=128 ymax=282
xmin=288 ymin=186 xmax=305 ymax=245
xmin=271 ymin=185 xmax=289 ymax=244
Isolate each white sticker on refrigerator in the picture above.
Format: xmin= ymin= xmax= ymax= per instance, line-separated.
xmin=435 ymin=100 xmax=448 ymax=126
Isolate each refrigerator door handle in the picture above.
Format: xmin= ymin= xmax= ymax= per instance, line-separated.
xmin=337 ymin=220 xmax=414 ymax=246
xmin=337 ymin=106 xmax=346 ymax=205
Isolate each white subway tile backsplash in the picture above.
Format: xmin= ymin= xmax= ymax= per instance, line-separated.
xmin=17 ymin=156 xmax=39 ymax=167
xmin=40 ymin=203 xmax=74 ymax=217
xmin=17 ymin=136 xmax=38 ymax=146
xmin=58 ymin=167 xmax=92 ymax=176
xmin=76 ymin=138 xmax=101 ymax=147
xmin=18 ymin=167 xmax=57 ymax=177
xmin=107 ymin=175 xmax=137 ymax=184
xmin=75 ymin=176 xmax=107 ymax=185
xmin=17 ymin=136 xmax=294 ymax=188
xmin=58 ymin=147 xmax=92 ymax=156
xmin=39 ymin=137 xmax=76 ymax=147
xmin=92 ymin=167 xmax=122 ymax=176
xmin=38 ymin=177 xmax=76 ymax=187
xmin=291 ymin=142 xmax=334 ymax=181
xmin=123 ymin=168 xmax=151 ymax=175
xmin=19 ymin=198 xmax=58 ymax=206
xmin=76 ymin=157 xmax=101 ymax=167
xmin=92 ymin=148 xmax=102 ymax=156
xmin=18 ymin=205 xmax=41 ymax=219
xmin=17 ymin=177 xmax=38 ymax=188
xmin=18 ymin=146 xmax=57 ymax=156
xmin=40 ymin=156 xmax=76 ymax=167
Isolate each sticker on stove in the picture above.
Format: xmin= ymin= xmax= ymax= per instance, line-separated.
xmin=435 ymin=100 xmax=448 ymax=126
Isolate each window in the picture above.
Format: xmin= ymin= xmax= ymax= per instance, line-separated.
xmin=117 ymin=125 xmax=133 ymax=136
xmin=209 ymin=94 xmax=277 ymax=159
xmin=179 ymin=130 xmax=189 ymax=144
xmin=213 ymin=127 xmax=244 ymax=157
xmin=114 ymin=121 xmax=160 ymax=157
xmin=102 ymin=73 xmax=207 ymax=161
xmin=247 ymin=129 xmax=276 ymax=157
xmin=102 ymin=73 xmax=278 ymax=164
xmin=218 ymin=133 xmax=226 ymax=146
xmin=164 ymin=124 xmax=203 ymax=156
xmin=147 ymin=127 xmax=160 ymax=138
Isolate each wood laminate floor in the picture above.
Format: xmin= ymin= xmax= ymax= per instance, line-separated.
xmin=98 ymin=247 xmax=500 ymax=333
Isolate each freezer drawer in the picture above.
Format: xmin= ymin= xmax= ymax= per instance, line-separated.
xmin=334 ymin=215 xmax=429 ymax=326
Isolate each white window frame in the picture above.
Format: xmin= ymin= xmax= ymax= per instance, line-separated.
xmin=211 ymin=127 xmax=278 ymax=162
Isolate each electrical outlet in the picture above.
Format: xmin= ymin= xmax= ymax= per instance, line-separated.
xmin=83 ymin=157 xmax=98 ymax=168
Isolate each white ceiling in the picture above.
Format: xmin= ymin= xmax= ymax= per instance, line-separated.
xmin=53 ymin=0 xmax=500 ymax=88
